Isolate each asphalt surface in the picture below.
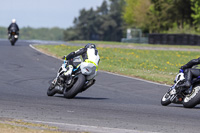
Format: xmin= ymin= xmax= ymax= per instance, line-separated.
xmin=0 ymin=39 xmax=200 ymax=133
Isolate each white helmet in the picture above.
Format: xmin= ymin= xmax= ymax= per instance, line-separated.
xmin=12 ymin=19 xmax=16 ymax=23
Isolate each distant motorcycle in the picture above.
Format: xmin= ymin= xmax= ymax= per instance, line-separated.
xmin=161 ymin=70 xmax=200 ymax=108
xmin=47 ymin=56 xmax=96 ymax=99
xmin=8 ymin=28 xmax=18 ymax=46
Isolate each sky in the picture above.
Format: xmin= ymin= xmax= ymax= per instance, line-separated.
xmin=0 ymin=0 xmax=105 ymax=29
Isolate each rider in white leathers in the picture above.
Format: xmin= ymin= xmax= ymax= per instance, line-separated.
xmin=59 ymin=43 xmax=100 ymax=83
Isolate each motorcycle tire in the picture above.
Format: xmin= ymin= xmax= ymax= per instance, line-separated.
xmin=11 ymin=36 xmax=15 ymax=46
xmin=11 ymin=42 xmax=15 ymax=46
xmin=161 ymin=92 xmax=171 ymax=106
xmin=64 ymin=74 xmax=85 ymax=99
xmin=183 ymin=85 xmax=200 ymax=108
xmin=47 ymin=83 xmax=57 ymax=96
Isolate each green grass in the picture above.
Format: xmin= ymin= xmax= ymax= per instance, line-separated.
xmin=68 ymin=40 xmax=200 ymax=49
xmin=0 ymin=119 xmax=80 ymax=133
xmin=34 ymin=44 xmax=200 ymax=85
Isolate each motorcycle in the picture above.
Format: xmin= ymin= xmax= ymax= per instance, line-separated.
xmin=47 ymin=56 xmax=96 ymax=99
xmin=8 ymin=28 xmax=18 ymax=46
xmin=161 ymin=70 xmax=200 ymax=108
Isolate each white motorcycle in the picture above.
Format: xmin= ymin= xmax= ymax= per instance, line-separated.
xmin=47 ymin=56 xmax=97 ymax=99
xmin=161 ymin=70 xmax=200 ymax=108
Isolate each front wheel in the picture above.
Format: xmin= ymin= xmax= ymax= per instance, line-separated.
xmin=10 ymin=36 xmax=16 ymax=46
xmin=161 ymin=92 xmax=171 ymax=106
xmin=47 ymin=83 xmax=57 ymax=96
xmin=64 ymin=74 xmax=85 ymax=99
xmin=11 ymin=42 xmax=15 ymax=46
xmin=183 ymin=85 xmax=200 ymax=108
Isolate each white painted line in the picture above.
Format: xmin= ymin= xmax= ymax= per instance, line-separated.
xmin=29 ymin=44 xmax=62 ymax=61
xmin=29 ymin=44 xmax=170 ymax=87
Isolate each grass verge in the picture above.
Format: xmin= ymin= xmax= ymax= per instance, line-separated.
xmin=69 ymin=40 xmax=200 ymax=49
xmin=34 ymin=44 xmax=200 ymax=85
xmin=0 ymin=118 xmax=83 ymax=133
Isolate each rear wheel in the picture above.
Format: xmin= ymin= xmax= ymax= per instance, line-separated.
xmin=183 ymin=85 xmax=200 ymax=108
xmin=64 ymin=74 xmax=85 ymax=99
xmin=161 ymin=92 xmax=171 ymax=106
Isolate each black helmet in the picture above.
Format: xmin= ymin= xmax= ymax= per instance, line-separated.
xmin=85 ymin=43 xmax=96 ymax=49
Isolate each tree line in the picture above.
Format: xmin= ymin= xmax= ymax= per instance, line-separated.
xmin=0 ymin=26 xmax=64 ymax=41
xmin=64 ymin=0 xmax=125 ymax=42
xmin=1 ymin=0 xmax=200 ymax=42
xmin=123 ymin=0 xmax=200 ymax=34
xmin=64 ymin=0 xmax=200 ymax=41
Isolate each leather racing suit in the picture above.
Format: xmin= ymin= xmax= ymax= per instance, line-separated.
xmin=180 ymin=57 xmax=200 ymax=88
xmin=8 ymin=23 xmax=19 ymax=38
xmin=60 ymin=46 xmax=100 ymax=82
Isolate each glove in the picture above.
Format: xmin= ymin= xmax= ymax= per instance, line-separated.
xmin=180 ymin=64 xmax=188 ymax=70
xmin=62 ymin=55 xmax=67 ymax=60
xmin=180 ymin=66 xmax=184 ymax=70
xmin=179 ymin=69 xmax=184 ymax=73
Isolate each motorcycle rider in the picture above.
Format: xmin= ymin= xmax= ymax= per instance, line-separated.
xmin=58 ymin=43 xmax=100 ymax=85
xmin=177 ymin=57 xmax=200 ymax=92
xmin=8 ymin=19 xmax=19 ymax=39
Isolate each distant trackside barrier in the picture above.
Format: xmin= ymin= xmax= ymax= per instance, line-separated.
xmin=148 ymin=34 xmax=200 ymax=45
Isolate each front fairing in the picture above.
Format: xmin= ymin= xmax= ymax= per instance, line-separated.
xmin=56 ymin=62 xmax=67 ymax=77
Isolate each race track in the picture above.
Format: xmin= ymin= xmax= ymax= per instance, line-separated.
xmin=0 ymin=39 xmax=200 ymax=133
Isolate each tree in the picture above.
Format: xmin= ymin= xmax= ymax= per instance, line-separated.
xmin=149 ymin=0 xmax=194 ymax=32
xmin=107 ymin=0 xmax=125 ymax=41
xmin=63 ymin=0 xmax=125 ymax=42
xmin=123 ymin=0 xmax=140 ymax=27
xmin=74 ymin=8 xmax=97 ymax=40
xmin=148 ymin=0 xmax=173 ymax=32
xmin=122 ymin=0 xmax=195 ymax=33
xmin=97 ymin=0 xmax=109 ymax=15
xmin=63 ymin=27 xmax=79 ymax=40
xmin=123 ymin=0 xmax=151 ymax=31
xmin=191 ymin=0 xmax=200 ymax=30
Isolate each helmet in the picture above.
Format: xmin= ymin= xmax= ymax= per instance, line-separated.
xmin=12 ymin=19 xmax=16 ymax=23
xmin=85 ymin=43 xmax=96 ymax=49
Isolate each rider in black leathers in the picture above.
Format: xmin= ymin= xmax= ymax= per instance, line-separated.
xmin=178 ymin=57 xmax=200 ymax=90
xmin=8 ymin=19 xmax=19 ymax=38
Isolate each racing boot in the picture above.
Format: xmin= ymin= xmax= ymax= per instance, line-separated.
xmin=62 ymin=65 xmax=73 ymax=84
xmin=176 ymin=69 xmax=192 ymax=92
xmin=176 ymin=81 xmax=191 ymax=93
xmin=81 ymin=79 xmax=96 ymax=92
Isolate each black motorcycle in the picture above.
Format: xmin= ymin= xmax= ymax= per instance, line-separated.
xmin=8 ymin=28 xmax=18 ymax=46
xmin=161 ymin=70 xmax=200 ymax=108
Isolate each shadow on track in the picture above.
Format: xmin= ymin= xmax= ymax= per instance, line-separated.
xmin=167 ymin=105 xmax=200 ymax=109
xmin=74 ymin=96 xmax=108 ymax=100
xmin=54 ymin=95 xmax=108 ymax=100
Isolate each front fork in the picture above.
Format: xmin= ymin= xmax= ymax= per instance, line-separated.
xmin=168 ymin=87 xmax=185 ymax=103
xmin=168 ymin=86 xmax=182 ymax=103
